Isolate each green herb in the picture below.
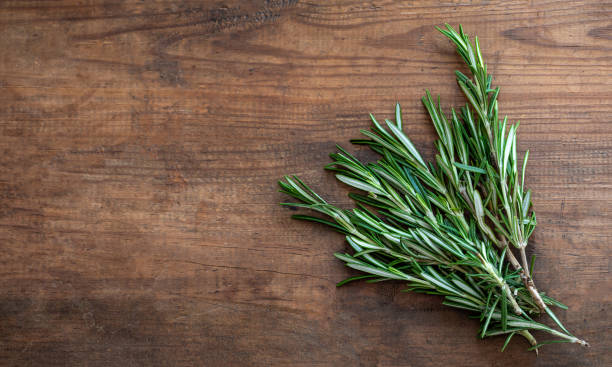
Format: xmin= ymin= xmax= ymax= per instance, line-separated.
xmin=279 ymin=24 xmax=588 ymax=352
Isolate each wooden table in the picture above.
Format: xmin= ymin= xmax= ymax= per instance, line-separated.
xmin=1 ymin=1 xmax=610 ymax=366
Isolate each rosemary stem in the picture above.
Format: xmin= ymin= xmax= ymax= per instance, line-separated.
xmin=503 ymin=283 xmax=523 ymax=315
xmin=518 ymin=245 xmax=547 ymax=312
xmin=478 ymin=252 xmax=522 ymax=315
xmin=546 ymin=328 xmax=590 ymax=347
xmin=519 ymin=330 xmax=538 ymax=350
xmin=492 ymin=236 xmax=546 ymax=313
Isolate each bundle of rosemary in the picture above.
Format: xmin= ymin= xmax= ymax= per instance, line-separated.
xmin=279 ymin=25 xmax=588 ymax=352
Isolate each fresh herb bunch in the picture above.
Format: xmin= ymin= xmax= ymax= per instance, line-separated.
xmin=279 ymin=24 xmax=588 ymax=352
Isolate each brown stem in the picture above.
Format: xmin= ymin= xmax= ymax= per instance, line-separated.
xmin=480 ymin=121 xmax=547 ymax=312
xmin=519 ymin=247 xmax=531 ymax=276
xmin=519 ymin=246 xmax=547 ymax=312
xmin=470 ymin=218 xmax=527 ymax=314
xmin=507 ymin=242 xmax=589 ymax=347
xmin=463 ymin=182 xmax=547 ymax=313
xmin=500 ymin=239 xmax=546 ymax=313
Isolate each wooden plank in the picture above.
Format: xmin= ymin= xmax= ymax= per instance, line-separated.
xmin=0 ymin=0 xmax=610 ymax=365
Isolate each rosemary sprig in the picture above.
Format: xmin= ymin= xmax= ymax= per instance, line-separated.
xmin=279 ymin=24 xmax=588 ymax=352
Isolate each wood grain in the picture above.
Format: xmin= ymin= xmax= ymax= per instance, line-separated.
xmin=0 ymin=0 xmax=610 ymax=366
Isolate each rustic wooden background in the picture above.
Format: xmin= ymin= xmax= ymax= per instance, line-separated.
xmin=1 ymin=0 xmax=610 ymax=366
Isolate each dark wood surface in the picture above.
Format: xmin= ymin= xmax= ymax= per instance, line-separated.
xmin=1 ymin=1 xmax=610 ymax=366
